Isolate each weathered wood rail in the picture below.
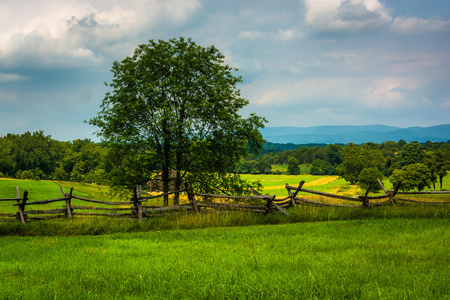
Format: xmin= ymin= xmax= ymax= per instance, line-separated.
xmin=1 ymin=179 xmax=449 ymax=224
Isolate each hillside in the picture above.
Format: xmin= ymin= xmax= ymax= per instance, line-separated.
xmin=261 ymin=124 xmax=450 ymax=144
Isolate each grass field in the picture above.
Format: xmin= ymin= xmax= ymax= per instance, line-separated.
xmin=1 ymin=177 xmax=449 ymax=298
xmin=1 ymin=174 xmax=449 ymax=216
xmin=0 ymin=179 xmax=127 ymax=215
xmin=1 ymin=218 xmax=449 ymax=299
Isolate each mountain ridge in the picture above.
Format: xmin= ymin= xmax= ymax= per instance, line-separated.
xmin=261 ymin=124 xmax=450 ymax=144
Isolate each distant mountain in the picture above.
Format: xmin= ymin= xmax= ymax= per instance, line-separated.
xmin=261 ymin=125 xmax=450 ymax=144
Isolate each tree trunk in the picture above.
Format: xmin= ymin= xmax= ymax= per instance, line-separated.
xmin=174 ymin=100 xmax=186 ymax=206
xmin=162 ymin=114 xmax=170 ymax=206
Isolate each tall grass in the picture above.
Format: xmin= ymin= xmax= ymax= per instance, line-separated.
xmin=1 ymin=203 xmax=448 ymax=236
xmin=1 ymin=218 xmax=449 ymax=299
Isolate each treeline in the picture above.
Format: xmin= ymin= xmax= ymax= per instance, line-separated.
xmin=235 ymin=140 xmax=450 ymax=191
xmin=1 ymin=131 xmax=449 ymax=192
xmin=0 ymin=131 xmax=109 ymax=183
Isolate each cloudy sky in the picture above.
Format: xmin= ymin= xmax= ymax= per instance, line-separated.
xmin=1 ymin=0 xmax=449 ymax=141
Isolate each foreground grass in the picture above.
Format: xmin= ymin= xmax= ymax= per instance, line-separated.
xmin=1 ymin=218 xmax=449 ymax=299
xmin=1 ymin=204 xmax=449 ymax=236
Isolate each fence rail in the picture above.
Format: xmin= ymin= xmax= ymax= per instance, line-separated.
xmin=1 ymin=179 xmax=449 ymax=224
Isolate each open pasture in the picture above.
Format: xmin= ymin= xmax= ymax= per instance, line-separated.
xmin=0 ymin=179 xmax=128 ymax=215
xmin=1 ymin=218 xmax=449 ymax=299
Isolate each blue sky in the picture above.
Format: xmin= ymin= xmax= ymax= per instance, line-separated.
xmin=1 ymin=0 xmax=449 ymax=141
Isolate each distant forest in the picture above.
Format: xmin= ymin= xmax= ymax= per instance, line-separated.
xmin=1 ymin=131 xmax=449 ymax=191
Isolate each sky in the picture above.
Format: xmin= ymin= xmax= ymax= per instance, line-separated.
xmin=1 ymin=0 xmax=449 ymax=141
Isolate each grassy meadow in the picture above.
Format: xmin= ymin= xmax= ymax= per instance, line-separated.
xmin=1 ymin=176 xmax=450 ymax=299
xmin=1 ymin=218 xmax=449 ymax=299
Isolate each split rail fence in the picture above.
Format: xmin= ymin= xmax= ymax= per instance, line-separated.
xmin=1 ymin=180 xmax=449 ymax=224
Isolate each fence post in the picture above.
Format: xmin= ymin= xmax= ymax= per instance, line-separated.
xmin=64 ymin=187 xmax=73 ymax=218
xmin=286 ymin=180 xmax=305 ymax=207
xmin=359 ymin=181 xmax=372 ymax=208
xmin=16 ymin=190 xmax=27 ymax=224
xmin=264 ymin=196 xmax=273 ymax=215
xmin=390 ymin=181 xmax=402 ymax=205
xmin=137 ymin=185 xmax=143 ymax=221
xmin=132 ymin=185 xmax=143 ymax=221
xmin=185 ymin=182 xmax=199 ymax=215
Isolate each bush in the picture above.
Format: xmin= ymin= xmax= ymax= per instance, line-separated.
xmin=53 ymin=166 xmax=69 ymax=181
xmin=21 ymin=170 xmax=34 ymax=180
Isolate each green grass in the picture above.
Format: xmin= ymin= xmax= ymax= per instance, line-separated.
xmin=1 ymin=178 xmax=449 ymax=298
xmin=243 ymin=173 xmax=450 ymax=198
xmin=0 ymin=179 xmax=130 ymax=215
xmin=1 ymin=218 xmax=449 ymax=299
xmin=271 ymin=164 xmax=310 ymax=174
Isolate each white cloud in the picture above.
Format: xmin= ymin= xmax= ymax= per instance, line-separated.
xmin=246 ymin=75 xmax=430 ymax=111
xmin=304 ymin=0 xmax=392 ymax=33
xmin=223 ymin=50 xmax=264 ymax=74
xmin=391 ymin=16 xmax=450 ymax=35
xmin=0 ymin=73 xmax=27 ymax=82
xmin=361 ymin=78 xmax=405 ymax=108
xmin=237 ymin=28 xmax=303 ymax=41
xmin=0 ymin=90 xmax=18 ymax=102
xmin=0 ymin=0 xmax=201 ymax=68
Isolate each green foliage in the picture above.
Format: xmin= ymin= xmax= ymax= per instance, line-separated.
xmin=21 ymin=170 xmax=34 ymax=180
xmin=427 ymin=150 xmax=450 ymax=190
xmin=287 ymin=157 xmax=300 ymax=175
xmin=188 ymin=172 xmax=262 ymax=197
xmin=52 ymin=166 xmax=69 ymax=181
xmin=0 ymin=133 xmax=107 ymax=184
xmin=400 ymin=141 xmax=424 ymax=166
xmin=337 ymin=143 xmax=385 ymax=184
xmin=357 ymin=167 xmax=383 ymax=191
xmin=310 ymin=159 xmax=331 ymax=175
xmin=389 ymin=163 xmax=433 ymax=191
xmin=89 ymin=37 xmax=266 ymax=199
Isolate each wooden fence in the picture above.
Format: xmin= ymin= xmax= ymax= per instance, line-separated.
xmin=1 ymin=180 xmax=449 ymax=224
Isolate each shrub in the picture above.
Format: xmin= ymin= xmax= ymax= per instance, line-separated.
xmin=21 ymin=170 xmax=34 ymax=180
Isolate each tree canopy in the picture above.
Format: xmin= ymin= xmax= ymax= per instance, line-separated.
xmin=89 ymin=37 xmax=266 ymax=204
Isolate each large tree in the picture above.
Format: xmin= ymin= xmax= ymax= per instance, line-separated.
xmin=90 ymin=38 xmax=266 ymax=205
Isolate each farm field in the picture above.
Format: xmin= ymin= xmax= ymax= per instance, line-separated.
xmin=1 ymin=218 xmax=449 ymax=299
xmin=242 ymin=173 xmax=356 ymax=197
xmin=0 ymin=179 xmax=126 ymax=215
xmin=1 ymin=174 xmax=449 ymax=216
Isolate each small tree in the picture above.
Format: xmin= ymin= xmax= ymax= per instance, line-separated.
xmin=389 ymin=163 xmax=432 ymax=192
xmin=52 ymin=166 xmax=69 ymax=181
xmin=357 ymin=167 xmax=383 ymax=191
xmin=434 ymin=150 xmax=450 ymax=190
xmin=310 ymin=159 xmax=331 ymax=175
xmin=287 ymin=157 xmax=300 ymax=175
xmin=21 ymin=170 xmax=34 ymax=180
